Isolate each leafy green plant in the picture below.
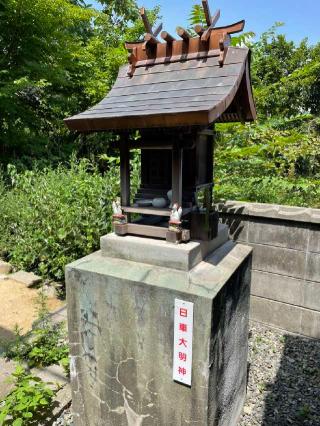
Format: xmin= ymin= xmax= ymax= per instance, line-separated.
xmin=188 ymin=4 xmax=206 ymax=27
xmin=27 ymin=326 xmax=69 ymax=368
xmin=4 ymin=293 xmax=69 ymax=369
xmin=2 ymin=325 xmax=30 ymax=363
xmin=26 ymin=292 xmax=69 ymax=368
xmin=297 ymin=404 xmax=311 ymax=419
xmin=0 ymin=365 xmax=56 ymax=426
xmin=214 ymin=115 xmax=320 ymax=207
xmin=257 ymin=382 xmax=266 ymax=393
xmin=0 ymin=158 xmax=119 ymax=282
xmin=59 ymin=356 xmax=70 ymax=378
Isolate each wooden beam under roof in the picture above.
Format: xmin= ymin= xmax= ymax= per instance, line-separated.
xmin=194 ymin=25 xmax=205 ymax=36
xmin=177 ymin=27 xmax=192 ymax=40
xmin=161 ymin=31 xmax=176 ymax=43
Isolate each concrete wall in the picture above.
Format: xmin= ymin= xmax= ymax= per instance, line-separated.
xmin=218 ymin=201 xmax=320 ymax=339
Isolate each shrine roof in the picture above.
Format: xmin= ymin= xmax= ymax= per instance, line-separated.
xmin=64 ymin=4 xmax=256 ymax=132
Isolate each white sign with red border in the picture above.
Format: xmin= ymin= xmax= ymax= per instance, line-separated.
xmin=173 ymin=299 xmax=194 ymax=386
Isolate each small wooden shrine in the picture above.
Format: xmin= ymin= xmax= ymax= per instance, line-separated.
xmin=65 ymin=0 xmax=256 ymax=244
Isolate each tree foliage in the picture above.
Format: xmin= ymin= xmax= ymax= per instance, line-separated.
xmin=0 ymin=0 xmax=158 ymax=166
xmin=251 ymin=23 xmax=320 ymax=117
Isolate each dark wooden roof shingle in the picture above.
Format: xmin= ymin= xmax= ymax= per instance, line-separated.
xmin=65 ymin=47 xmax=256 ymax=132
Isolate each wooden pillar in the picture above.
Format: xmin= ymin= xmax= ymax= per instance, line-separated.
xmin=172 ymin=144 xmax=183 ymax=206
xmin=196 ymin=128 xmax=215 ymax=185
xmin=119 ymin=140 xmax=130 ymax=207
xmin=209 ymin=127 xmax=215 ymax=209
xmin=209 ymin=125 xmax=215 ymax=185
xmin=195 ymin=133 xmax=207 ymax=186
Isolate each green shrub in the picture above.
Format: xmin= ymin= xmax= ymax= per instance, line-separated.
xmin=0 ymin=365 xmax=56 ymax=426
xmin=215 ymin=116 xmax=320 ymax=207
xmin=215 ymin=176 xmax=320 ymax=208
xmin=0 ymin=158 xmax=123 ymax=282
xmin=27 ymin=324 xmax=69 ymax=369
xmin=4 ymin=293 xmax=69 ymax=370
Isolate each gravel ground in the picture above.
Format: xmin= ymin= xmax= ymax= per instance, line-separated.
xmin=53 ymin=323 xmax=320 ymax=425
xmin=52 ymin=408 xmax=73 ymax=426
xmin=239 ymin=322 xmax=320 ymax=426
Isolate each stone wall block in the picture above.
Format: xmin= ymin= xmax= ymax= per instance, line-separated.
xmin=305 ymin=252 xmax=320 ymax=283
xmin=303 ymin=281 xmax=320 ymax=311
xmin=220 ymin=214 xmax=249 ymax=243
xmin=248 ymin=219 xmax=309 ymax=251
xmin=308 ymin=226 xmax=320 ymax=253
xmin=248 ymin=204 xmax=312 ymax=223
xmin=251 ymin=271 xmax=304 ymax=307
xmin=218 ymin=201 xmax=315 ymax=224
xmin=310 ymin=208 xmax=320 ymax=224
xmin=250 ymin=244 xmax=306 ymax=279
xmin=218 ymin=201 xmax=320 ymax=338
xmin=300 ymin=309 xmax=320 ymax=339
xmin=250 ymin=296 xmax=302 ymax=335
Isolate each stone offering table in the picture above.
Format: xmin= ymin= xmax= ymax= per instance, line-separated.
xmin=66 ymin=225 xmax=252 ymax=426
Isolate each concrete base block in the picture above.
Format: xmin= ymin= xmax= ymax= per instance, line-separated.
xmin=66 ymin=236 xmax=252 ymax=426
xmin=101 ymin=223 xmax=229 ymax=272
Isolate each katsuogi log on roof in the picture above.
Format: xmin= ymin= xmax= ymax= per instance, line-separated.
xmin=65 ymin=1 xmax=256 ymax=132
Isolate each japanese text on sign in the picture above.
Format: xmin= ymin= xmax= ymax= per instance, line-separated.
xmin=173 ymin=299 xmax=194 ymax=386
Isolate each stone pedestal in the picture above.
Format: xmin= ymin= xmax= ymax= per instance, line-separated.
xmin=66 ymin=225 xmax=252 ymax=426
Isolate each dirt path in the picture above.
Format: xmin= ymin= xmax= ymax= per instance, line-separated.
xmin=0 ymin=279 xmax=64 ymax=343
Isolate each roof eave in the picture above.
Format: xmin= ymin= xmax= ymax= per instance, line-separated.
xmin=64 ymin=110 xmax=212 ymax=132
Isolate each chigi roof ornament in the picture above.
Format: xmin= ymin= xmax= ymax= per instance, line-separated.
xmin=126 ymin=0 xmax=246 ymax=77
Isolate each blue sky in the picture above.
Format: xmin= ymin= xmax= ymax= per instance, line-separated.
xmin=90 ymin=0 xmax=319 ymax=45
